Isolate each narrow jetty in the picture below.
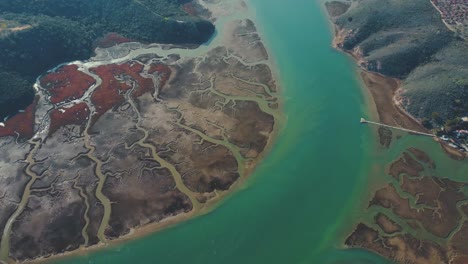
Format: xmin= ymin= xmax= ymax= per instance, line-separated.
xmin=360 ymin=118 xmax=435 ymax=137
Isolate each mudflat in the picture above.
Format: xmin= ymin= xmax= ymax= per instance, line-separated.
xmin=360 ymin=72 xmax=426 ymax=133
xmin=346 ymin=148 xmax=468 ymax=264
xmin=325 ymin=1 xmax=468 ymax=263
xmin=0 ymin=1 xmax=281 ymax=262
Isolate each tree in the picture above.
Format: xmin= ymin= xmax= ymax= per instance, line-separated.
xmin=431 ymin=112 xmax=442 ymax=124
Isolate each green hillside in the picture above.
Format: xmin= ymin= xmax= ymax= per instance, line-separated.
xmin=0 ymin=0 xmax=214 ymax=119
xmin=331 ymin=0 xmax=467 ymax=129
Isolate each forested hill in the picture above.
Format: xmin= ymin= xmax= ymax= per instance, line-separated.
xmin=329 ymin=0 xmax=467 ymax=131
xmin=0 ymin=0 xmax=215 ymax=120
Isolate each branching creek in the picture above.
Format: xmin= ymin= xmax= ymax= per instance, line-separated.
xmin=0 ymin=13 xmax=282 ymax=260
xmin=0 ymin=140 xmax=41 ymax=260
xmin=124 ymin=81 xmax=201 ymax=210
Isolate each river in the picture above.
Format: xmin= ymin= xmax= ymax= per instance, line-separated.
xmin=52 ymin=0 xmax=467 ymax=263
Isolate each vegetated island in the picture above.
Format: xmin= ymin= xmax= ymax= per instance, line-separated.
xmin=326 ymin=1 xmax=468 ymax=263
xmin=347 ymin=147 xmax=468 ymax=264
xmin=0 ymin=0 xmax=214 ymax=121
xmin=0 ymin=0 xmax=281 ymax=263
xmin=326 ymin=0 xmax=468 ymax=157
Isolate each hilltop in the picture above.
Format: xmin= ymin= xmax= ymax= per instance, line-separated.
xmin=327 ymin=0 xmax=467 ymax=135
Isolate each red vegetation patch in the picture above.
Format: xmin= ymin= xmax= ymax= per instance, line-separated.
xmin=129 ymin=64 xmax=157 ymax=99
xmin=90 ymin=64 xmax=133 ymax=117
xmin=90 ymin=62 xmax=155 ymax=115
xmin=97 ymin=33 xmax=133 ymax=48
xmin=49 ymin=103 xmax=90 ymax=135
xmin=89 ymin=62 xmax=171 ymax=124
xmin=40 ymin=65 xmax=95 ymax=104
xmin=0 ymin=100 xmax=37 ymax=139
xmin=148 ymin=63 xmax=172 ymax=91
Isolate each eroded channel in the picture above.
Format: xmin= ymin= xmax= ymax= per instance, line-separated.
xmin=0 ymin=0 xmax=283 ymax=262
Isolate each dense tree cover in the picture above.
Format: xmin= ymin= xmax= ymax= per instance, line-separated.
xmin=0 ymin=0 xmax=214 ymax=119
xmin=332 ymin=0 xmax=468 ymax=124
xmin=335 ymin=0 xmax=453 ymax=79
xmin=0 ymin=15 xmax=95 ymax=76
xmin=0 ymin=72 xmax=35 ymax=119
xmin=0 ymin=0 xmax=213 ymax=43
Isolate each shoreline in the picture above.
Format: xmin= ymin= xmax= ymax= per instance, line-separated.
xmin=21 ymin=1 xmax=285 ymax=263
xmin=325 ymin=3 xmax=468 ymax=259
xmin=31 ymin=90 xmax=284 ymax=264
xmin=29 ymin=102 xmax=284 ymax=264
xmin=329 ymin=21 xmax=466 ymax=159
xmin=330 ymin=24 xmax=427 ymax=133
xmin=31 ymin=117 xmax=285 ymax=264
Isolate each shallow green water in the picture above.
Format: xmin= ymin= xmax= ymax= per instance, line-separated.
xmin=55 ymin=1 xmax=466 ymax=263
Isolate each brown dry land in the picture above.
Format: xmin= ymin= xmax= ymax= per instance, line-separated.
xmin=360 ymin=72 xmax=426 ymax=133
xmin=327 ymin=2 xmax=431 ymax=145
xmin=346 ymin=148 xmax=468 ymax=264
xmin=439 ymin=141 xmax=467 ymax=161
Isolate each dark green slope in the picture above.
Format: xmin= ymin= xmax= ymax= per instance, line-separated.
xmin=0 ymin=0 xmax=214 ymax=120
xmin=331 ymin=0 xmax=467 ymax=128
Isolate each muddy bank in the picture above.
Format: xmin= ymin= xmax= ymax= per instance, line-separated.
xmin=326 ymin=4 xmax=426 ymax=134
xmin=327 ymin=2 xmax=466 ymax=158
xmin=346 ymin=148 xmax=468 ymax=264
xmin=359 ymin=72 xmax=426 ymax=133
xmin=0 ymin=1 xmax=282 ymax=262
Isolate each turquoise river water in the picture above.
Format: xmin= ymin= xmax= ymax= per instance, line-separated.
xmin=55 ymin=0 xmax=468 ymax=263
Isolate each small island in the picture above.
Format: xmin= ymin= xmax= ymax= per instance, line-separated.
xmin=326 ymin=0 xmax=468 ymax=263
